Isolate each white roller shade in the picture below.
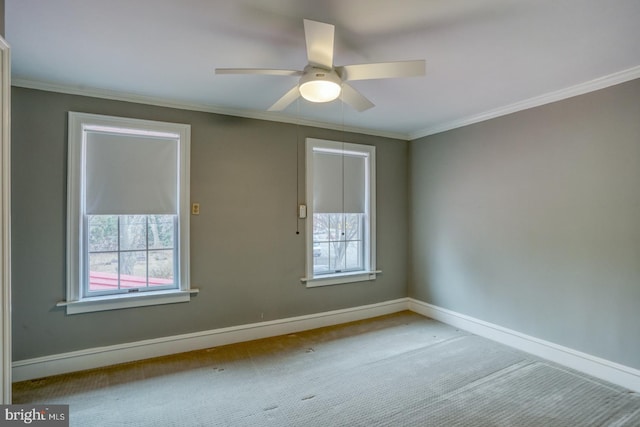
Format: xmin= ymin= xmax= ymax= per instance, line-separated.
xmin=85 ymin=131 xmax=179 ymax=215
xmin=313 ymin=150 xmax=366 ymax=213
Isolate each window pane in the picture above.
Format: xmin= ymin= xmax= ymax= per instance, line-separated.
xmin=120 ymin=215 xmax=147 ymax=250
xmin=345 ymin=241 xmax=363 ymax=271
xmin=329 ymin=241 xmax=347 ymax=272
xmin=344 ymin=213 xmax=363 ymax=241
xmin=120 ymin=251 xmax=147 ymax=288
xmin=88 ymin=215 xmax=118 ymax=252
xmin=313 ymin=214 xmax=330 ymax=242
xmin=329 ymin=214 xmax=345 ymax=241
xmin=148 ymin=215 xmax=174 ymax=249
xmin=149 ymin=250 xmax=174 ymax=286
xmin=88 ymin=252 xmax=118 ymax=292
xmin=313 ymin=243 xmax=330 ymax=274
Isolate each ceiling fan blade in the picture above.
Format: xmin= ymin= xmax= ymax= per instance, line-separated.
xmin=216 ymin=68 xmax=303 ymax=76
xmin=268 ymin=85 xmax=301 ymax=111
xmin=304 ymin=19 xmax=335 ymax=69
xmin=341 ymin=83 xmax=375 ymax=112
xmin=337 ymin=60 xmax=425 ymax=81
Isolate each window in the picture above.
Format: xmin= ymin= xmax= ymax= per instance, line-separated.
xmin=63 ymin=112 xmax=193 ymax=314
xmin=304 ymin=138 xmax=377 ymax=287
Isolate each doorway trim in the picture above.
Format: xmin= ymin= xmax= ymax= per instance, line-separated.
xmin=0 ymin=35 xmax=12 ymax=404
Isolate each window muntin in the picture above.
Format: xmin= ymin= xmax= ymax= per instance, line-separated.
xmin=305 ymin=138 xmax=376 ymax=287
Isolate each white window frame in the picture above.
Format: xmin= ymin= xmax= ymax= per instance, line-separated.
xmin=62 ymin=112 xmax=195 ymax=314
xmin=303 ymin=138 xmax=378 ymax=287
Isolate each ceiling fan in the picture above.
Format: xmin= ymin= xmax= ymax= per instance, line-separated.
xmin=216 ymin=19 xmax=426 ymax=112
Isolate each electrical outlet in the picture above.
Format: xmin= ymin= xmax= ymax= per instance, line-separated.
xmin=192 ymin=203 xmax=200 ymax=215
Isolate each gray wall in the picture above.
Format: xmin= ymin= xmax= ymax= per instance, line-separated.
xmin=11 ymin=87 xmax=408 ymax=360
xmin=409 ymin=78 xmax=640 ymax=370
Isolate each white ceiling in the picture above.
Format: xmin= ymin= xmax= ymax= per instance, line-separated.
xmin=6 ymin=0 xmax=640 ymax=139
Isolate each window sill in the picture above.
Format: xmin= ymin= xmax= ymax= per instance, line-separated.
xmin=301 ymin=271 xmax=381 ymax=288
xmin=57 ymin=288 xmax=199 ymax=314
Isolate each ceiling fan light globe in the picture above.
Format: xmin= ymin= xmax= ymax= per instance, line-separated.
xmin=298 ymin=67 xmax=343 ymax=103
xmin=299 ymin=80 xmax=341 ymax=103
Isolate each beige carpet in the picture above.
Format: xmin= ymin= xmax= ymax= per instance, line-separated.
xmin=13 ymin=311 xmax=640 ymax=426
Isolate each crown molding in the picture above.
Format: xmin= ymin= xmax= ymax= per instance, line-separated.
xmin=13 ymin=65 xmax=640 ymax=143
xmin=409 ymin=65 xmax=640 ymax=140
xmin=10 ymin=79 xmax=408 ymax=140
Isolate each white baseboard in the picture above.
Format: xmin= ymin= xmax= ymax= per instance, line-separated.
xmin=408 ymin=298 xmax=640 ymax=393
xmin=13 ymin=297 xmax=640 ymax=394
xmin=12 ymin=298 xmax=408 ymax=382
